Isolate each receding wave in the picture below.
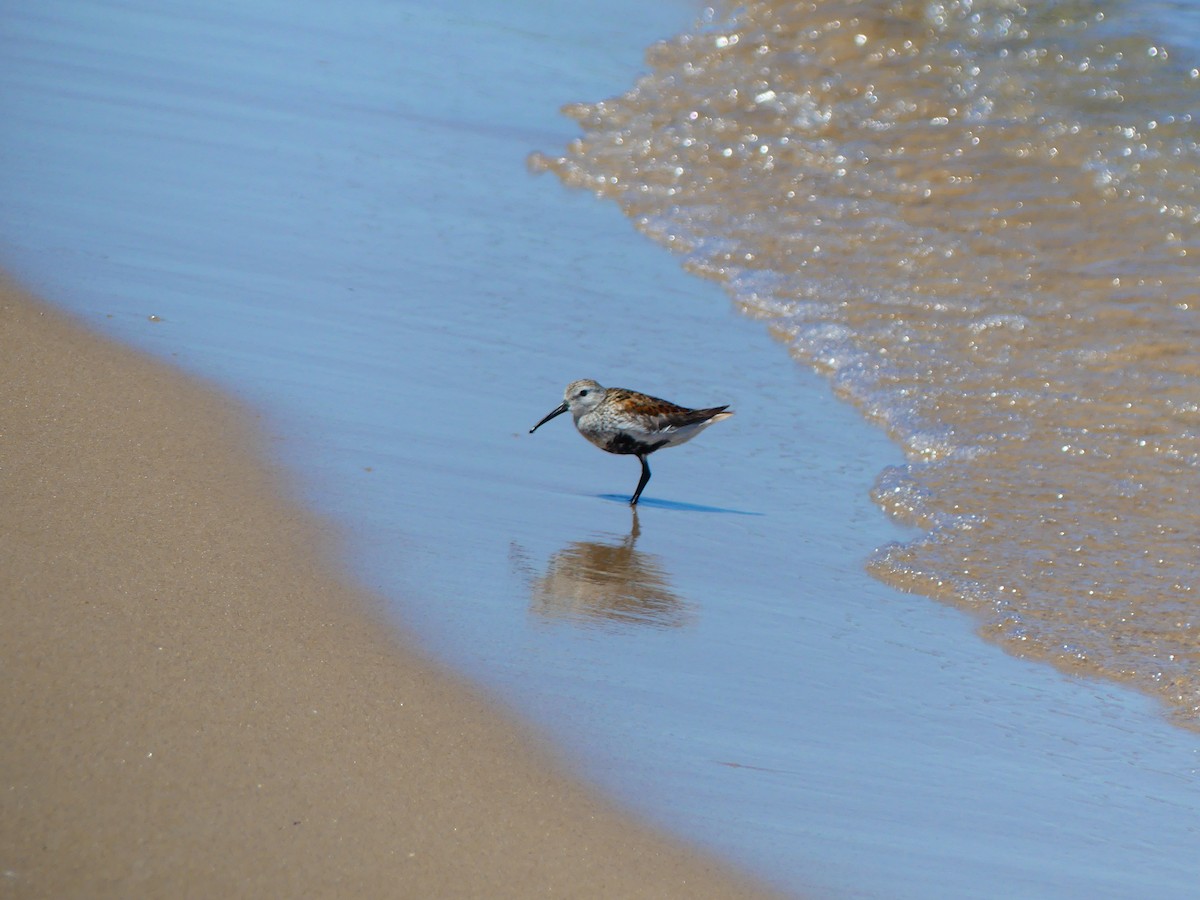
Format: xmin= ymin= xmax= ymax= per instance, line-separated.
xmin=532 ymin=0 xmax=1200 ymax=726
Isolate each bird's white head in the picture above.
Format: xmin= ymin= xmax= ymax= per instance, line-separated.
xmin=562 ymin=379 xmax=606 ymax=418
xmin=529 ymin=379 xmax=607 ymax=434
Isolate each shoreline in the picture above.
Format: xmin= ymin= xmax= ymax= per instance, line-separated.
xmin=0 ymin=279 xmax=775 ymax=898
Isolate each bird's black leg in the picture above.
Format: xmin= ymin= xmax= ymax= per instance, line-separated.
xmin=630 ymin=454 xmax=651 ymax=506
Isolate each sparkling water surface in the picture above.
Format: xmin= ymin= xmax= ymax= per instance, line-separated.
xmin=535 ymin=0 xmax=1200 ymax=729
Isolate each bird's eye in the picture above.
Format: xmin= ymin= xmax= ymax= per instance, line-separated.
xmin=579 ymin=389 xmax=589 ymax=396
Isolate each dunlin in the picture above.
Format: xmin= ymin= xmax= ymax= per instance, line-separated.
xmin=529 ymin=379 xmax=733 ymax=506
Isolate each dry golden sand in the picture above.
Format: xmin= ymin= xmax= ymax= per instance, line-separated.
xmin=0 ymin=280 xmax=776 ymax=899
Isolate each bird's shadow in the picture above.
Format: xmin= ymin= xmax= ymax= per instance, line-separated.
xmin=596 ymin=494 xmax=764 ymax=516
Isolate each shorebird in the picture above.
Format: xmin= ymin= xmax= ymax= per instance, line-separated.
xmin=529 ymin=379 xmax=733 ymax=506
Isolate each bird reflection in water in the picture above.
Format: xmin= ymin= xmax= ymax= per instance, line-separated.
xmin=525 ymin=511 xmax=692 ymax=629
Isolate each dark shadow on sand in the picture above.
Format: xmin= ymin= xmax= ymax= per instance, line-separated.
xmin=596 ymin=494 xmax=763 ymax=516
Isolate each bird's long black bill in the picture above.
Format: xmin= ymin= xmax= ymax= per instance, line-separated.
xmin=529 ymin=402 xmax=568 ymax=433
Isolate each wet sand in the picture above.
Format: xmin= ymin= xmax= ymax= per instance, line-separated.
xmin=0 ymin=279 xmax=773 ymax=898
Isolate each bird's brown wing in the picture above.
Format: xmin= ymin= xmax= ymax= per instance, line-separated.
xmin=609 ymin=389 xmax=730 ymax=429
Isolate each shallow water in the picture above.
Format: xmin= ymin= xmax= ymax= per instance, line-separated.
xmin=4 ymin=1 xmax=1200 ymax=897
xmin=532 ymin=0 xmax=1200 ymax=728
